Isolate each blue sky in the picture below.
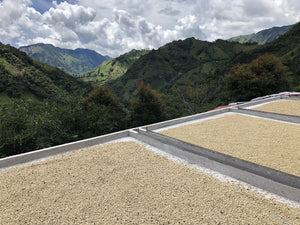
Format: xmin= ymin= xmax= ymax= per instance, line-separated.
xmin=31 ymin=0 xmax=77 ymax=13
xmin=31 ymin=0 xmax=65 ymax=13
xmin=0 ymin=0 xmax=299 ymax=57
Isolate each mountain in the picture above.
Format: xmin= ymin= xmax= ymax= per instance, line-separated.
xmin=19 ymin=43 xmax=110 ymax=76
xmin=227 ymin=22 xmax=300 ymax=87
xmin=109 ymin=22 xmax=300 ymax=117
xmin=109 ymin=38 xmax=257 ymax=116
xmin=80 ymin=49 xmax=150 ymax=84
xmin=228 ymin=24 xmax=293 ymax=45
xmin=0 ymin=42 xmax=92 ymax=103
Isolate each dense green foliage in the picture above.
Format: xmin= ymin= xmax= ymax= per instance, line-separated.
xmin=0 ymin=93 xmax=127 ymax=157
xmin=109 ymin=38 xmax=257 ymax=116
xmin=85 ymin=86 xmax=128 ymax=130
xmin=0 ymin=42 xmax=162 ymax=157
xmin=80 ymin=49 xmax=150 ymax=84
xmin=228 ymin=24 xmax=293 ymax=45
xmin=109 ymin=22 xmax=300 ymax=115
xmin=227 ymin=22 xmax=300 ymax=91
xmin=0 ymin=83 xmax=168 ymax=157
xmin=131 ymin=83 xmax=167 ymax=126
xmin=225 ymin=53 xmax=289 ymax=101
xmin=0 ymin=42 xmax=92 ymax=102
xmin=19 ymin=43 xmax=110 ymax=76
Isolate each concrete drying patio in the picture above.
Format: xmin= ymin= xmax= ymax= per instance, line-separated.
xmin=251 ymin=100 xmax=300 ymax=117
xmin=0 ymin=141 xmax=299 ymax=224
xmin=0 ymin=95 xmax=299 ymax=224
xmin=159 ymin=113 xmax=300 ymax=177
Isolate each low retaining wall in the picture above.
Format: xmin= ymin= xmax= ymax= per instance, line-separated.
xmin=130 ymin=129 xmax=300 ymax=203
xmin=142 ymin=95 xmax=300 ymax=131
xmin=144 ymin=107 xmax=230 ymax=131
xmin=0 ymin=130 xmax=129 ymax=170
xmin=230 ymin=108 xmax=300 ymax=124
xmin=287 ymin=97 xmax=300 ymax=101
xmin=234 ymin=96 xmax=282 ymax=108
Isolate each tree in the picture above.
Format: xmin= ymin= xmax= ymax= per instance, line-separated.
xmin=0 ymin=99 xmax=69 ymax=157
xmin=225 ymin=53 xmax=289 ymax=101
xmin=131 ymin=83 xmax=167 ymax=126
xmin=85 ymin=85 xmax=128 ymax=130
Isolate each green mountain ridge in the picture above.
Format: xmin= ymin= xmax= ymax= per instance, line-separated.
xmin=227 ymin=22 xmax=300 ymax=87
xmin=228 ymin=24 xmax=293 ymax=45
xmin=19 ymin=43 xmax=110 ymax=76
xmin=0 ymin=42 xmax=92 ymax=103
xmin=110 ymin=38 xmax=257 ymax=96
xmin=80 ymin=49 xmax=150 ymax=84
xmin=109 ymin=22 xmax=300 ymax=117
xmin=0 ymin=42 xmax=127 ymax=157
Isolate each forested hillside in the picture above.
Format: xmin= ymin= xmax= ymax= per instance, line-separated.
xmin=0 ymin=42 xmax=92 ymax=103
xmin=109 ymin=22 xmax=299 ymax=117
xmin=80 ymin=49 xmax=150 ymax=84
xmin=0 ymin=43 xmax=163 ymax=158
xmin=20 ymin=43 xmax=110 ymax=76
xmin=109 ymin=38 xmax=257 ymax=116
xmin=228 ymin=24 xmax=293 ymax=44
xmin=0 ymin=43 xmax=126 ymax=157
xmin=226 ymin=21 xmax=300 ymax=93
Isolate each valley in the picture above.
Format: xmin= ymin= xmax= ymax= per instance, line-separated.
xmin=0 ymin=22 xmax=299 ymax=157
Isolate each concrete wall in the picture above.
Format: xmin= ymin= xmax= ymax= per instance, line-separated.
xmin=230 ymin=108 xmax=300 ymax=124
xmin=234 ymin=96 xmax=282 ymax=108
xmin=144 ymin=107 xmax=230 ymax=131
xmin=289 ymin=97 xmax=300 ymax=101
xmin=143 ymin=95 xmax=300 ymax=131
xmin=0 ymin=130 xmax=129 ymax=170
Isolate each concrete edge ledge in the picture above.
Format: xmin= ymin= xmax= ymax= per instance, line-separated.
xmin=235 ymin=96 xmax=282 ymax=108
xmin=0 ymin=106 xmax=232 ymax=170
xmin=144 ymin=107 xmax=230 ymax=131
xmin=282 ymin=96 xmax=300 ymax=101
xmin=0 ymin=130 xmax=130 ymax=170
xmin=144 ymin=95 xmax=299 ymax=131
xmin=230 ymin=108 xmax=300 ymax=124
xmin=130 ymin=129 xmax=300 ymax=202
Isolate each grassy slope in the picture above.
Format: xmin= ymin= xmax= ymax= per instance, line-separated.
xmin=19 ymin=44 xmax=109 ymax=76
xmin=0 ymin=43 xmax=92 ymax=103
xmin=80 ymin=49 xmax=150 ymax=84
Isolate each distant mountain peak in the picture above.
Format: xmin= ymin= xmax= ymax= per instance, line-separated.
xmin=80 ymin=49 xmax=150 ymax=85
xmin=228 ymin=24 xmax=294 ymax=45
xmin=19 ymin=43 xmax=110 ymax=76
xmin=0 ymin=42 xmax=91 ymax=101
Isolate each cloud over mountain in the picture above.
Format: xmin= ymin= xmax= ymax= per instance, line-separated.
xmin=0 ymin=0 xmax=299 ymax=57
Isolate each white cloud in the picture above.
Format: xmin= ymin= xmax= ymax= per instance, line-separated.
xmin=158 ymin=7 xmax=181 ymax=16
xmin=0 ymin=0 xmax=32 ymax=21
xmin=192 ymin=0 xmax=300 ymax=40
xmin=0 ymin=0 xmax=46 ymax=43
xmin=43 ymin=1 xmax=96 ymax=29
xmin=0 ymin=0 xmax=299 ymax=57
